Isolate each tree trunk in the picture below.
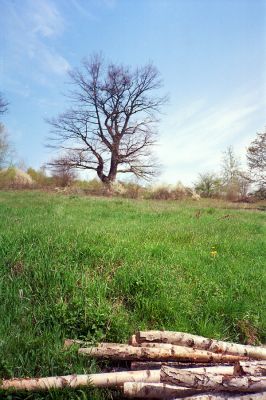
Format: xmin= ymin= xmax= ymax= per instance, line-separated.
xmin=123 ymin=382 xmax=199 ymax=398
xmin=78 ymin=343 xmax=247 ymax=362
xmin=107 ymin=155 xmax=118 ymax=184
xmin=96 ymin=161 xmax=107 ymax=184
xmin=160 ymin=366 xmax=266 ymax=392
xmin=1 ymin=369 xmax=160 ymax=391
xmin=136 ymin=331 xmax=266 ymax=360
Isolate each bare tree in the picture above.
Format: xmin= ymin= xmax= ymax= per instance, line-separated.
xmin=247 ymin=130 xmax=266 ymax=190
xmin=0 ymin=123 xmax=13 ymax=169
xmin=50 ymin=160 xmax=77 ymax=187
xmin=220 ymin=146 xmax=250 ymax=201
xmin=194 ymin=172 xmax=222 ymax=198
xmin=221 ymin=146 xmax=241 ymax=185
xmin=47 ymin=55 xmax=166 ymax=186
xmin=0 ymin=92 xmax=8 ymax=116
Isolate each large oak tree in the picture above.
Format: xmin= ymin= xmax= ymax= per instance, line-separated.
xmin=48 ymin=55 xmax=166 ymax=185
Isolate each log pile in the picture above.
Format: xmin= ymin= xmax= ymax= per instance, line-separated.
xmin=1 ymin=330 xmax=266 ymax=399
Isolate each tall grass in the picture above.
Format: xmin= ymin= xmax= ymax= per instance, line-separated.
xmin=0 ymin=191 xmax=265 ymax=399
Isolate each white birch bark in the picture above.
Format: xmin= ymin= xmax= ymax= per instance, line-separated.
xmin=235 ymin=361 xmax=266 ymax=376
xmin=176 ymin=393 xmax=266 ymax=400
xmin=123 ymin=381 xmax=199 ymax=398
xmin=161 ymin=366 xmax=266 ymax=392
xmin=1 ymin=369 xmax=160 ymax=391
xmin=79 ymin=343 xmax=246 ymax=362
xmin=136 ymin=331 xmax=266 ymax=360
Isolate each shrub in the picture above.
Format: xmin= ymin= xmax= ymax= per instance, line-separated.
xmin=27 ymin=167 xmax=53 ymax=187
xmin=74 ymin=178 xmax=107 ymax=196
xmin=0 ymin=167 xmax=34 ymax=189
xmin=121 ymin=182 xmax=147 ymax=199
xmin=147 ymin=183 xmax=187 ymax=200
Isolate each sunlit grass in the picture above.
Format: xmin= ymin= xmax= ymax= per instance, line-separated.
xmin=0 ymin=191 xmax=265 ymax=399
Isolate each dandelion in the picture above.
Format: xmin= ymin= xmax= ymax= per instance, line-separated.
xmin=210 ymin=246 xmax=217 ymax=257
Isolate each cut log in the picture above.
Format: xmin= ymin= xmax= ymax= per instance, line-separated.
xmin=130 ymin=361 xmax=226 ymax=370
xmin=131 ymin=360 xmax=266 ymax=375
xmin=136 ymin=331 xmax=266 ymax=360
xmin=179 ymin=362 xmax=266 ymax=376
xmin=123 ymin=382 xmax=199 ymax=398
xmin=180 ymin=393 xmax=266 ymax=400
xmin=138 ymin=342 xmax=266 ymax=367
xmin=176 ymin=393 xmax=266 ymax=400
xmin=235 ymin=361 xmax=266 ymax=376
xmin=79 ymin=343 xmax=246 ymax=362
xmin=161 ymin=365 xmax=266 ymax=392
xmin=168 ymin=365 xmax=234 ymax=374
xmin=1 ymin=369 xmax=160 ymax=391
xmin=132 ymin=361 xmax=266 ymax=376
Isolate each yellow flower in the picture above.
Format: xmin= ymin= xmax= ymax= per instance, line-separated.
xmin=210 ymin=246 xmax=217 ymax=257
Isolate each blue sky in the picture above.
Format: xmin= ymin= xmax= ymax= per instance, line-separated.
xmin=1 ymin=0 xmax=265 ymax=184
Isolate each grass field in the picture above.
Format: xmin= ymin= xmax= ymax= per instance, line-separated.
xmin=0 ymin=190 xmax=265 ymax=399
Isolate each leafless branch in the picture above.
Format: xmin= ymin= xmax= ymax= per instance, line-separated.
xmin=0 ymin=93 xmax=8 ymax=116
xmin=47 ymin=54 xmax=166 ymax=184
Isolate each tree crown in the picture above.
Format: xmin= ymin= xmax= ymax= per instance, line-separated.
xmin=47 ymin=55 xmax=166 ymax=184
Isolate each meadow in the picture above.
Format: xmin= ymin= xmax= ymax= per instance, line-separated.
xmin=0 ymin=190 xmax=265 ymax=399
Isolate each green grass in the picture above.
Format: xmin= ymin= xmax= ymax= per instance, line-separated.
xmin=0 ymin=191 xmax=265 ymax=399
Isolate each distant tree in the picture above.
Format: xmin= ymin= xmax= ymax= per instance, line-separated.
xmin=50 ymin=161 xmax=77 ymax=187
xmin=247 ymin=130 xmax=266 ymax=195
xmin=47 ymin=54 xmax=166 ymax=186
xmin=0 ymin=123 xmax=13 ymax=169
xmin=27 ymin=167 xmax=56 ymax=187
xmin=194 ymin=172 xmax=222 ymax=198
xmin=0 ymin=92 xmax=8 ymax=116
xmin=221 ymin=146 xmax=250 ymax=201
xmin=221 ymin=146 xmax=241 ymax=185
xmin=0 ymin=93 xmax=12 ymax=169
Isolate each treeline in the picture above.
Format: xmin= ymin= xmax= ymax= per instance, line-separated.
xmin=0 ymin=88 xmax=265 ymax=201
xmin=0 ymin=139 xmax=264 ymax=201
xmin=0 ymin=167 xmax=191 ymax=200
xmin=0 ymin=150 xmax=263 ymax=202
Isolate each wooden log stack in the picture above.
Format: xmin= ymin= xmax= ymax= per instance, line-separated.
xmin=1 ymin=330 xmax=266 ymax=399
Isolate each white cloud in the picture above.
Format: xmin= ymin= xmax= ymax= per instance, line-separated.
xmin=69 ymin=0 xmax=96 ymax=19
xmin=2 ymin=0 xmax=70 ymax=84
xmin=35 ymin=44 xmax=70 ymax=75
xmin=29 ymin=0 xmax=65 ymax=37
xmin=157 ymin=92 xmax=265 ymax=185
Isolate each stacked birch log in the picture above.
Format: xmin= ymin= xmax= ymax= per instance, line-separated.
xmin=1 ymin=330 xmax=266 ymax=399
